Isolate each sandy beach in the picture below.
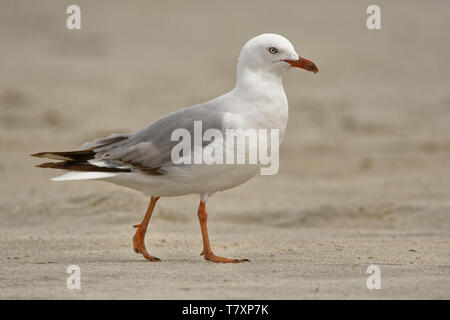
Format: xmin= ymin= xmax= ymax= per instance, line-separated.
xmin=0 ymin=0 xmax=449 ymax=299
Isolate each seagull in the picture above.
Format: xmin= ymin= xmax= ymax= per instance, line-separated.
xmin=31 ymin=34 xmax=318 ymax=263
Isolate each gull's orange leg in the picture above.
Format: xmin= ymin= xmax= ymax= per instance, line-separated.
xmin=197 ymin=201 xmax=249 ymax=263
xmin=133 ymin=196 xmax=160 ymax=262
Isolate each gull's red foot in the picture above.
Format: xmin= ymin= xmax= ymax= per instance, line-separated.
xmin=132 ymin=197 xmax=160 ymax=262
xmin=203 ymin=252 xmax=249 ymax=263
xmin=197 ymin=201 xmax=249 ymax=264
xmin=133 ymin=227 xmax=160 ymax=262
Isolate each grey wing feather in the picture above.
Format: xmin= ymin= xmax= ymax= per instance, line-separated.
xmin=88 ymin=101 xmax=227 ymax=174
xmin=80 ymin=133 xmax=130 ymax=150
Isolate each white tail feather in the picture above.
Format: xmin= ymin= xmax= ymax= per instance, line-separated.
xmin=51 ymin=171 xmax=119 ymax=181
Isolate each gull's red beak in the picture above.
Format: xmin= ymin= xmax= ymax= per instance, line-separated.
xmin=284 ymin=57 xmax=318 ymax=73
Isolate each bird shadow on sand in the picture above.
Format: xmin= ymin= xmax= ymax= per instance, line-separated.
xmin=43 ymin=256 xmax=204 ymax=264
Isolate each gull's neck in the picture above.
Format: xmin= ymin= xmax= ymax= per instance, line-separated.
xmin=234 ymin=66 xmax=284 ymax=99
xmin=230 ymin=64 xmax=289 ymax=140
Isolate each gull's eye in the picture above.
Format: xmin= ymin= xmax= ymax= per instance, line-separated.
xmin=268 ymin=47 xmax=278 ymax=54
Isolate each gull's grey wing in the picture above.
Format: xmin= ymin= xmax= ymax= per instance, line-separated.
xmin=90 ymin=100 xmax=228 ymax=174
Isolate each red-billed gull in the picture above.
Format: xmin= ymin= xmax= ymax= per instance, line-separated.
xmin=31 ymin=33 xmax=318 ymax=263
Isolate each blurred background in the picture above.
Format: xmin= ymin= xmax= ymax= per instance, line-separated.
xmin=0 ymin=0 xmax=449 ymax=299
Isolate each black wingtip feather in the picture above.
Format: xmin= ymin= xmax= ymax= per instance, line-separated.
xmin=35 ymin=160 xmax=130 ymax=172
